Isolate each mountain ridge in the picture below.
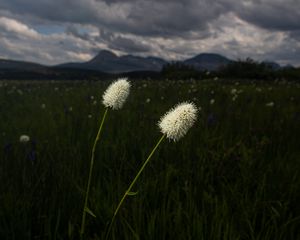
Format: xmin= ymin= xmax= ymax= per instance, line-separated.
xmin=0 ymin=50 xmax=286 ymax=76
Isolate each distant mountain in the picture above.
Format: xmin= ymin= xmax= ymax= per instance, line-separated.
xmin=183 ymin=53 xmax=232 ymax=71
xmin=0 ymin=59 xmax=110 ymax=80
xmin=0 ymin=59 xmax=47 ymax=71
xmin=263 ymin=61 xmax=281 ymax=70
xmin=0 ymin=50 xmax=288 ymax=80
xmin=56 ymin=50 xmax=167 ymax=73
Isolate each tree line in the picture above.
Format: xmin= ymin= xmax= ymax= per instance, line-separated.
xmin=161 ymin=58 xmax=300 ymax=81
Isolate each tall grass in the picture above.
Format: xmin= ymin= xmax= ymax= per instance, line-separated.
xmin=0 ymin=79 xmax=299 ymax=239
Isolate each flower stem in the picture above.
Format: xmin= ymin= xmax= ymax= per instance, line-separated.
xmin=80 ymin=108 xmax=108 ymax=239
xmin=105 ymin=134 xmax=165 ymax=240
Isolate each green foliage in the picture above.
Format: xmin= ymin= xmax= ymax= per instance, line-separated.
xmin=0 ymin=79 xmax=300 ymax=239
xmin=219 ymin=58 xmax=274 ymax=80
xmin=161 ymin=62 xmax=200 ymax=80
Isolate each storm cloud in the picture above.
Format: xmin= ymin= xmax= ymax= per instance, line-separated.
xmin=0 ymin=0 xmax=299 ymax=66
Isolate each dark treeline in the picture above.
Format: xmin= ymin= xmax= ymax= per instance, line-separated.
xmin=1 ymin=58 xmax=299 ymax=81
xmin=161 ymin=58 xmax=300 ymax=81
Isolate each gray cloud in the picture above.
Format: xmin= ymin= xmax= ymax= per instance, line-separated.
xmin=0 ymin=0 xmax=299 ymax=66
xmin=107 ymin=35 xmax=151 ymax=53
xmin=0 ymin=0 xmax=226 ymax=37
xmin=225 ymin=0 xmax=300 ymax=31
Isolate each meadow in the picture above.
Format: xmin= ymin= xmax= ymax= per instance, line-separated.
xmin=0 ymin=79 xmax=300 ymax=240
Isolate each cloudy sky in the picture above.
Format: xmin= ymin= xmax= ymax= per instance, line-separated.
xmin=0 ymin=0 xmax=299 ymax=66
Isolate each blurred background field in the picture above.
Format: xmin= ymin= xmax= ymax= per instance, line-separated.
xmin=0 ymin=79 xmax=300 ymax=239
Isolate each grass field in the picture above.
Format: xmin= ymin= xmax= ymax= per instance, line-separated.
xmin=0 ymin=79 xmax=300 ymax=240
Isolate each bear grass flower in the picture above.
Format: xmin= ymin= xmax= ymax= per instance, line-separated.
xmin=19 ymin=135 xmax=30 ymax=143
xmin=105 ymin=102 xmax=197 ymax=239
xmin=80 ymin=77 xmax=130 ymax=239
xmin=102 ymin=78 xmax=131 ymax=110
xmin=158 ymin=102 xmax=198 ymax=141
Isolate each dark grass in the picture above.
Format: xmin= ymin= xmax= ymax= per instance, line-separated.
xmin=0 ymin=79 xmax=300 ymax=239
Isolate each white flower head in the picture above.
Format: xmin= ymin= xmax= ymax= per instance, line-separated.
xmin=266 ymin=101 xmax=274 ymax=107
xmin=158 ymin=102 xmax=197 ymax=141
xmin=102 ymin=78 xmax=131 ymax=110
xmin=19 ymin=135 xmax=30 ymax=143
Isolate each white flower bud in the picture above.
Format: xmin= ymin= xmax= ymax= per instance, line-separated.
xmin=19 ymin=135 xmax=30 ymax=143
xmin=102 ymin=78 xmax=131 ymax=110
xmin=158 ymin=102 xmax=197 ymax=141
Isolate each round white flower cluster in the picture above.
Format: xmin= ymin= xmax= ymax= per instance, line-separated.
xmin=102 ymin=78 xmax=131 ymax=110
xmin=19 ymin=135 xmax=30 ymax=143
xmin=158 ymin=102 xmax=197 ymax=141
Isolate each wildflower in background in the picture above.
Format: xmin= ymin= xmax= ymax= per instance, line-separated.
xmin=231 ymin=88 xmax=237 ymax=95
xmin=210 ymin=99 xmax=215 ymax=105
xmin=41 ymin=104 xmax=46 ymax=109
xmin=4 ymin=143 xmax=13 ymax=155
xmin=106 ymin=102 xmax=197 ymax=239
xmin=146 ymin=98 xmax=151 ymax=103
xmin=266 ymin=102 xmax=275 ymax=107
xmin=102 ymin=78 xmax=131 ymax=110
xmin=80 ymin=77 xmax=131 ymax=238
xmin=19 ymin=135 xmax=30 ymax=143
xmin=207 ymin=113 xmax=217 ymax=127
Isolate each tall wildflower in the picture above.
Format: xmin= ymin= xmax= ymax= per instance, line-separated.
xmin=80 ymin=78 xmax=130 ymax=239
xmin=105 ymin=102 xmax=197 ymax=239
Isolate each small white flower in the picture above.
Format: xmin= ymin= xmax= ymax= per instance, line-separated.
xmin=266 ymin=102 xmax=274 ymax=107
xmin=210 ymin=99 xmax=215 ymax=105
xmin=231 ymin=88 xmax=237 ymax=95
xmin=41 ymin=104 xmax=46 ymax=109
xmin=158 ymin=102 xmax=197 ymax=141
xmin=146 ymin=98 xmax=151 ymax=103
xmin=19 ymin=135 xmax=30 ymax=143
xmin=88 ymin=114 xmax=92 ymax=119
xmin=102 ymin=78 xmax=131 ymax=110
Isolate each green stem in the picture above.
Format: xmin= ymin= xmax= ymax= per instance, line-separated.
xmin=105 ymin=134 xmax=165 ymax=240
xmin=80 ymin=108 xmax=108 ymax=239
